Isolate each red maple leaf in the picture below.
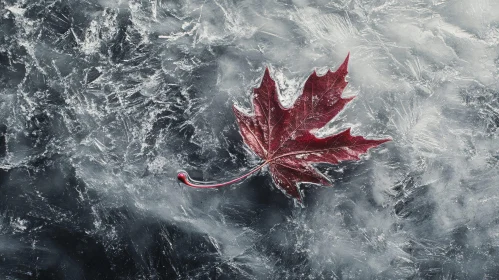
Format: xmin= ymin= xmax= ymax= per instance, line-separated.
xmin=178 ymin=54 xmax=390 ymax=202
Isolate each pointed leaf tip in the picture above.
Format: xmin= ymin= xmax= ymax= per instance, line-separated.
xmin=261 ymin=67 xmax=273 ymax=84
xmin=264 ymin=67 xmax=271 ymax=76
xmin=337 ymin=53 xmax=350 ymax=73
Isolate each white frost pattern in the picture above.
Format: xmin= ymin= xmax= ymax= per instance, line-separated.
xmin=0 ymin=0 xmax=497 ymax=278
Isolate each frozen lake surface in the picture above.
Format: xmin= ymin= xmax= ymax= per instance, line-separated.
xmin=1 ymin=0 xmax=498 ymax=279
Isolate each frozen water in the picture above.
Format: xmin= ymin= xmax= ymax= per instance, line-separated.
xmin=0 ymin=0 xmax=498 ymax=279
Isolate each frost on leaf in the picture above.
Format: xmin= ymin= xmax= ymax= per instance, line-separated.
xmin=233 ymin=54 xmax=390 ymax=201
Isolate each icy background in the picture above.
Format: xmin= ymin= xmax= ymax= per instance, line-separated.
xmin=0 ymin=0 xmax=498 ymax=279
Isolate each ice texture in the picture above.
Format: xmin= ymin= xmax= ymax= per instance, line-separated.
xmin=0 ymin=0 xmax=498 ymax=279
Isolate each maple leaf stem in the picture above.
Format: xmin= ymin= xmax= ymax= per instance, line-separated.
xmin=177 ymin=161 xmax=270 ymax=188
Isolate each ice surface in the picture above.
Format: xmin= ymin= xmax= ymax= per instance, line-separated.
xmin=0 ymin=0 xmax=498 ymax=279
